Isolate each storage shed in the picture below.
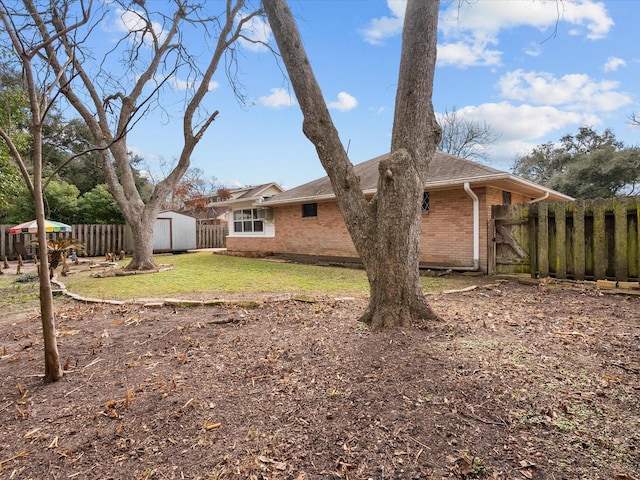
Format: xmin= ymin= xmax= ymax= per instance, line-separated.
xmin=125 ymin=211 xmax=197 ymax=253
xmin=152 ymin=211 xmax=196 ymax=252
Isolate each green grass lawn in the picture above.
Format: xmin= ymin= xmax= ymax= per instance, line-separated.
xmin=0 ymin=252 xmax=485 ymax=308
xmin=58 ymin=251 xmax=474 ymax=301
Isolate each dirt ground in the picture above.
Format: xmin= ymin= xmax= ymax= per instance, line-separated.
xmin=0 ymin=278 xmax=639 ymax=480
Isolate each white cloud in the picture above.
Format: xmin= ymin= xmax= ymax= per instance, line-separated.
xmin=362 ymin=1 xmax=613 ymax=67
xmin=359 ymin=0 xmax=406 ymax=45
xmin=604 ymin=57 xmax=627 ymax=72
xmin=328 ymin=92 xmax=358 ymax=112
xmin=455 ymin=103 xmax=587 ymax=141
xmin=437 ymin=40 xmax=502 ymax=68
xmin=449 ymin=102 xmax=600 ymax=168
xmin=154 ymin=75 xmax=218 ymax=92
xmin=259 ymin=88 xmax=296 ymax=108
xmin=524 ymin=42 xmax=542 ymax=58
xmin=237 ymin=14 xmax=272 ymax=52
xmin=109 ymin=7 xmax=167 ymax=45
xmin=498 ymin=70 xmax=632 ymax=112
xmin=562 ymin=1 xmax=614 ymax=39
xmin=440 ymin=1 xmax=612 ymax=40
xmin=438 ymin=1 xmax=613 ymax=68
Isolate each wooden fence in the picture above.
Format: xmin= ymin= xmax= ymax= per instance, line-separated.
xmin=0 ymin=223 xmax=227 ymax=260
xmin=491 ymin=197 xmax=640 ymax=282
xmin=197 ymin=224 xmax=228 ymax=249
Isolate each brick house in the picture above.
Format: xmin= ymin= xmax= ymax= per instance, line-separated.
xmin=213 ymin=153 xmax=572 ymax=273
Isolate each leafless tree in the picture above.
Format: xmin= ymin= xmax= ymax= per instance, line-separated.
xmin=5 ymin=0 xmax=262 ymax=271
xmin=0 ymin=1 xmax=94 ymax=381
xmin=630 ymin=113 xmax=640 ymax=127
xmin=438 ymin=106 xmax=500 ymax=162
xmin=263 ymin=0 xmax=442 ymax=330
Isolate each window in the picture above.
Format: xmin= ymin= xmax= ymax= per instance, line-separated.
xmin=233 ymin=208 xmax=266 ymax=233
xmin=302 ymin=202 xmax=318 ymax=218
xmin=502 ymin=191 xmax=512 ymax=205
xmin=421 ymin=191 xmax=430 ymax=212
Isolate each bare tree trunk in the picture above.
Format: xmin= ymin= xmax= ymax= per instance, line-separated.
xmin=126 ymin=213 xmax=158 ymax=271
xmin=358 ymin=151 xmax=437 ymax=329
xmin=263 ymin=0 xmax=441 ymax=330
xmin=33 ymin=134 xmax=63 ymax=382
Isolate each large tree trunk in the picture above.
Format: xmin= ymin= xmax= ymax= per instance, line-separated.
xmin=358 ymin=151 xmax=439 ymax=329
xmin=123 ymin=210 xmax=159 ymax=271
xmin=263 ymin=0 xmax=441 ymax=330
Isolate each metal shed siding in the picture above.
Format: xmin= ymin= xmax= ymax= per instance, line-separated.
xmin=153 ymin=211 xmax=196 ymax=252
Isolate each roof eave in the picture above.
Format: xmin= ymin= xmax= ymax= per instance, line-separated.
xmin=208 ymin=196 xmax=266 ymax=207
xmin=262 ymin=174 xmax=572 ymax=206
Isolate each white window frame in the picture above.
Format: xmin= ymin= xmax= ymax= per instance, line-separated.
xmin=233 ymin=208 xmax=266 ymax=233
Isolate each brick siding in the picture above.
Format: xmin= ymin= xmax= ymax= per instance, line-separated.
xmin=226 ymin=187 xmax=530 ymax=273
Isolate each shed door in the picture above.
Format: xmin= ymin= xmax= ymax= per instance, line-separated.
xmin=154 ymin=218 xmax=172 ymax=252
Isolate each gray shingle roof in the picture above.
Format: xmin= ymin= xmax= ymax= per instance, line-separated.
xmin=264 ymin=152 xmax=506 ymax=204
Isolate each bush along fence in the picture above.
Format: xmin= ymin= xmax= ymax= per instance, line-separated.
xmin=0 ymin=223 xmax=227 ymax=261
xmin=491 ymin=197 xmax=640 ymax=282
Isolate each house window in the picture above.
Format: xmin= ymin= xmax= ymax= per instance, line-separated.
xmin=502 ymin=191 xmax=512 ymax=205
xmin=421 ymin=191 xmax=430 ymax=212
xmin=302 ymin=202 xmax=318 ymax=218
xmin=233 ymin=208 xmax=266 ymax=233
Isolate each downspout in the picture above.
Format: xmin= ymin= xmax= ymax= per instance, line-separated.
xmin=463 ymin=182 xmax=480 ymax=271
xmin=528 ymin=191 xmax=549 ymax=203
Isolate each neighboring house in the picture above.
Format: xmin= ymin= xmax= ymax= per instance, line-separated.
xmin=206 ymin=182 xmax=285 ymax=228
xmin=212 ymin=153 xmax=573 ymax=273
xmin=185 ymin=183 xmax=284 ymax=225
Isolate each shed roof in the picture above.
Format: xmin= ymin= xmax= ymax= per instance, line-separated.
xmin=262 ymin=152 xmax=573 ymax=206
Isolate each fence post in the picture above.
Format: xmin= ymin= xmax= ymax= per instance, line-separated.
xmin=573 ymin=201 xmax=585 ymax=280
xmin=614 ymin=198 xmax=628 ymax=282
xmin=554 ymin=203 xmax=567 ymax=279
xmin=593 ymin=200 xmax=606 ymax=280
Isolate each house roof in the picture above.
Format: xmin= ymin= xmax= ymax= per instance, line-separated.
xmin=262 ymin=152 xmax=573 ymax=206
xmin=207 ymin=182 xmax=284 ymax=207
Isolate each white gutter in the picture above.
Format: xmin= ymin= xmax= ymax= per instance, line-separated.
xmin=463 ymin=182 xmax=480 ymax=271
xmin=528 ymin=191 xmax=549 ymax=203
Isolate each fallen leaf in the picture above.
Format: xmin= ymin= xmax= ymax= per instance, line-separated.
xmin=58 ymin=330 xmax=80 ymax=336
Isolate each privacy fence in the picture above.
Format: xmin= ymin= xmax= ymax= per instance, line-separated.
xmin=0 ymin=223 xmax=226 ymax=260
xmin=491 ymin=197 xmax=640 ymax=282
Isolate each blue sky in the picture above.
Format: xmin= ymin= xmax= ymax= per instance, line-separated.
xmin=113 ymin=1 xmax=640 ymax=190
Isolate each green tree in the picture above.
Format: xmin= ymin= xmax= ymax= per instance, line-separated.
xmin=513 ymin=127 xmax=640 ymax=198
xmin=4 ymin=180 xmax=79 ymax=224
xmin=0 ymin=61 xmax=28 ymax=216
xmin=0 ymin=157 xmax=20 ymax=217
xmin=77 ymin=184 xmax=125 ymax=224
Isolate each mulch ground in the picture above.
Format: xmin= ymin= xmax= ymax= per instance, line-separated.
xmin=0 ymin=279 xmax=639 ymax=479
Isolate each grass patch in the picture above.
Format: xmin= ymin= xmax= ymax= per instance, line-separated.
xmin=61 ymin=251 xmax=475 ymax=301
xmin=0 ymin=273 xmax=41 ymax=315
